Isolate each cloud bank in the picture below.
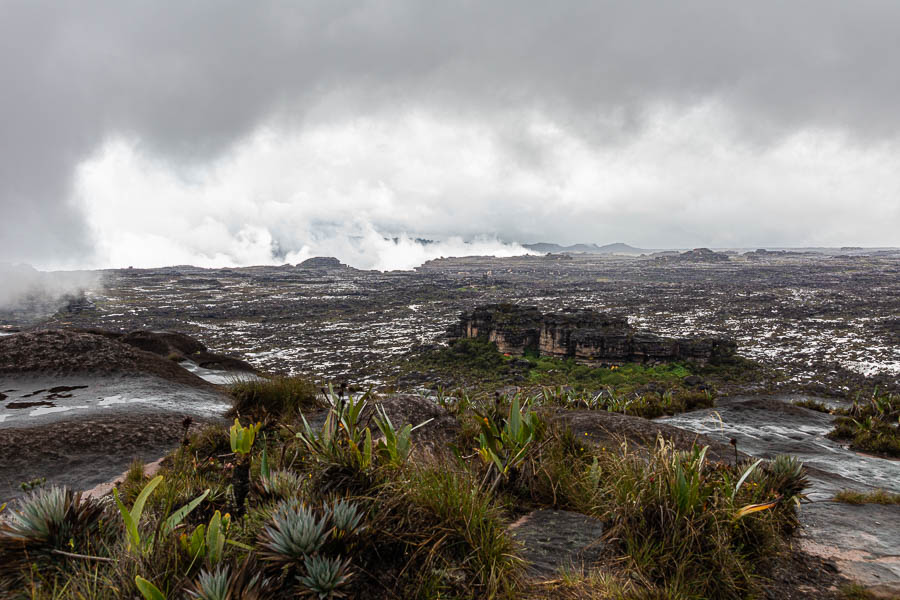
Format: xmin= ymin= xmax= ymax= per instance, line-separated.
xmin=2 ymin=1 xmax=899 ymax=270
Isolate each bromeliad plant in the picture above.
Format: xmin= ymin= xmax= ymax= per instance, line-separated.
xmin=475 ymin=395 xmax=543 ymax=493
xmin=229 ymin=418 xmax=262 ymax=516
xmin=373 ymin=404 xmax=433 ymax=466
xmin=230 ymin=419 xmax=262 ymax=456
xmin=113 ymin=475 xmax=210 ymax=556
xmin=258 ymin=497 xmax=364 ymax=597
xmin=0 ymin=486 xmax=105 ymax=581
xmin=179 ymin=510 xmax=232 ymax=566
xmin=297 ymin=385 xmax=374 ymax=472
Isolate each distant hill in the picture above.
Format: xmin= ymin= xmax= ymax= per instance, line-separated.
xmin=523 ymin=242 xmax=649 ymax=255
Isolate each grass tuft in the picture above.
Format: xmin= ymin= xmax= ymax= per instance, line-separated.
xmin=229 ymin=375 xmax=320 ymax=419
xmin=833 ymin=489 xmax=900 ymax=505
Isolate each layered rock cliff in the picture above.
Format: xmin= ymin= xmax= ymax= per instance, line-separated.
xmin=449 ymin=304 xmax=736 ymax=364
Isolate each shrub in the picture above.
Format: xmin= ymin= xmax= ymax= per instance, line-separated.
xmin=253 ymin=469 xmax=305 ymax=501
xmin=592 ymin=438 xmax=801 ymax=598
xmin=230 ymin=376 xmax=320 ymax=419
xmin=827 ymin=392 xmax=899 ymax=457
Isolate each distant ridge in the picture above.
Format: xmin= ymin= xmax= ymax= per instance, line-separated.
xmin=523 ymin=242 xmax=648 ymax=255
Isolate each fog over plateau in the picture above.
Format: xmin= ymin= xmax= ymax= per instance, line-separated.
xmin=2 ymin=1 xmax=899 ymax=274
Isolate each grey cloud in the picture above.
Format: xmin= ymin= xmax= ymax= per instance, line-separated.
xmin=2 ymin=1 xmax=900 ymax=265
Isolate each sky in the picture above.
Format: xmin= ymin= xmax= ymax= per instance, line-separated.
xmin=2 ymin=0 xmax=899 ymax=273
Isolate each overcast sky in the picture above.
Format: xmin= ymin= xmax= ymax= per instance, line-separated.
xmin=2 ymin=1 xmax=899 ymax=270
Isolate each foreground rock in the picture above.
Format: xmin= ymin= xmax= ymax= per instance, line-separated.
xmin=509 ymin=510 xmax=605 ymax=577
xmin=0 ymin=329 xmax=239 ymax=502
xmin=449 ymin=303 xmax=736 ymax=364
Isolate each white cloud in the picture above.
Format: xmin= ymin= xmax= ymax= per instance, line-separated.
xmin=72 ymin=101 xmax=900 ymax=271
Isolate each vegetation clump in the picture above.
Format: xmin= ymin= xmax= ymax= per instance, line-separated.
xmin=229 ymin=375 xmax=320 ymax=419
xmin=833 ymin=489 xmax=900 ymax=505
xmin=405 ymin=338 xmax=719 ymax=418
xmin=826 ymin=391 xmax=900 ymax=457
xmin=1 ymin=375 xmax=815 ymax=599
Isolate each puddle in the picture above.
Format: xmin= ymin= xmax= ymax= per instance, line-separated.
xmin=179 ymin=360 xmax=261 ymax=385
xmin=31 ymin=405 xmax=88 ymax=417
xmin=0 ymin=374 xmax=230 ymax=427
xmin=98 ymin=395 xmax=127 ymax=406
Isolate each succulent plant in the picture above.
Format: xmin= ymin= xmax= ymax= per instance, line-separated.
xmin=186 ymin=557 xmax=273 ymax=600
xmin=0 ymin=486 xmax=105 ymax=581
xmin=253 ymin=469 xmax=304 ymax=501
xmin=326 ymin=499 xmax=365 ymax=538
xmin=296 ymin=555 xmax=353 ymax=599
xmin=258 ymin=499 xmax=328 ymax=566
xmin=187 ymin=566 xmax=229 ymax=600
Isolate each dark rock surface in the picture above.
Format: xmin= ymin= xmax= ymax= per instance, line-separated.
xmin=652 ymin=247 xmax=731 ymax=263
xmin=449 ymin=303 xmax=737 ymax=364
xmin=0 ymin=412 xmax=221 ymax=503
xmin=89 ymin=329 xmax=257 ymax=372
xmin=508 ymin=509 xmax=605 ymax=578
xmin=297 ymin=256 xmax=346 ymax=269
xmin=553 ymin=408 xmax=742 ymax=464
xmin=0 ymin=329 xmax=214 ymax=388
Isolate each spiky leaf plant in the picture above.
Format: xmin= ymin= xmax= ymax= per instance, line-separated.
xmin=762 ymin=455 xmax=808 ymax=504
xmin=253 ymin=469 xmax=305 ymax=501
xmin=258 ymin=499 xmax=329 ymax=567
xmin=296 ymin=555 xmax=353 ymax=599
xmin=0 ymin=486 xmax=105 ymax=581
xmin=188 ymin=567 xmax=228 ymax=600
xmin=187 ymin=557 xmax=273 ymax=600
xmin=327 ymin=499 xmax=365 ymax=538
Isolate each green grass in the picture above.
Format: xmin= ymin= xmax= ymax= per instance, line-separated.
xmin=402 ymin=338 xmax=718 ymax=417
xmin=793 ymin=398 xmax=833 ymax=413
xmin=228 ymin=375 xmax=321 ymax=419
xmin=834 ymin=489 xmax=900 ymax=505
xmin=826 ymin=392 xmax=900 ymax=457
xmin=839 ymin=583 xmax=882 ymax=599
xmin=526 ymin=357 xmax=690 ymax=391
xmin=2 ymin=373 xmax=810 ymax=600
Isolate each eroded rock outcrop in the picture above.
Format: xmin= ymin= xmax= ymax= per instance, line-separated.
xmin=449 ymin=303 xmax=736 ymax=364
xmin=652 ymin=247 xmax=730 ymax=263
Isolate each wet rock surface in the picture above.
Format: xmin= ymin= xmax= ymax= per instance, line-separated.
xmin=0 ymin=329 xmax=215 ymax=388
xmin=659 ymin=396 xmax=900 ymax=595
xmin=6 ymin=251 xmax=894 ymax=395
xmin=450 ymin=303 xmax=737 ymax=364
xmin=0 ymin=329 xmax=237 ymax=503
xmin=0 ymin=412 xmax=220 ymax=503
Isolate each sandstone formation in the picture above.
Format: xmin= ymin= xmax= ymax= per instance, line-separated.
xmin=652 ymin=247 xmax=730 ymax=263
xmin=449 ymin=303 xmax=736 ymax=364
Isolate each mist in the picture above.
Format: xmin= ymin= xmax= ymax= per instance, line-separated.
xmin=71 ymin=105 xmax=900 ymax=272
xmin=0 ymin=263 xmax=101 ymax=315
